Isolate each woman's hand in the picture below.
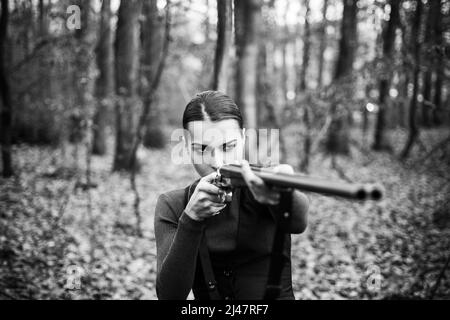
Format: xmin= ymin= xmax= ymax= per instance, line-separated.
xmin=184 ymin=172 xmax=228 ymax=222
xmin=240 ymin=160 xmax=294 ymax=206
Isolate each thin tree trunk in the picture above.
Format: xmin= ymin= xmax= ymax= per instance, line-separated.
xmin=257 ymin=42 xmax=287 ymax=164
xmin=325 ymin=0 xmax=358 ymax=156
xmin=400 ymin=72 xmax=410 ymax=128
xmin=211 ymin=0 xmax=232 ymax=92
xmin=334 ymin=0 xmax=358 ymax=80
xmin=298 ymin=0 xmax=311 ymax=92
xmin=297 ymin=0 xmax=312 ymax=171
xmin=113 ymin=0 xmax=143 ymax=171
xmin=432 ymin=0 xmax=443 ymax=125
xmin=71 ymin=0 xmax=96 ymax=146
xmin=373 ymin=0 xmax=399 ymax=151
xmin=282 ymin=2 xmax=290 ymax=119
xmin=421 ymin=0 xmax=437 ymax=127
xmin=317 ymin=0 xmax=328 ymax=88
xmin=93 ymin=0 xmax=114 ymax=155
xmin=205 ymin=0 xmax=210 ymax=42
xmin=299 ymin=102 xmax=312 ymax=172
xmin=401 ymin=0 xmax=424 ymax=159
xmin=281 ymin=36 xmax=288 ymax=108
xmin=128 ymin=1 xmax=171 ymax=236
xmin=234 ymin=0 xmax=261 ymax=129
xmin=39 ymin=0 xmax=47 ymax=37
xmin=362 ymin=84 xmax=371 ymax=137
xmin=141 ymin=0 xmax=165 ymax=149
xmin=142 ymin=0 xmax=163 ymax=89
xmin=422 ymin=69 xmax=432 ymax=126
xmin=0 ymin=0 xmax=13 ymax=177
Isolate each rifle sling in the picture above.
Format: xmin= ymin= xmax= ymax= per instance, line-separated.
xmin=264 ymin=190 xmax=292 ymax=300
xmin=184 ymin=182 xmax=221 ymax=300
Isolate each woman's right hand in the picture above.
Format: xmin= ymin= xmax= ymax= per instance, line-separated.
xmin=184 ymin=172 xmax=227 ymax=221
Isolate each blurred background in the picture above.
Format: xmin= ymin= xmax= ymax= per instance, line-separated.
xmin=0 ymin=0 xmax=449 ymax=299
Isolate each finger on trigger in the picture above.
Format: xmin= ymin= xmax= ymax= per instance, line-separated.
xmin=198 ymin=182 xmax=221 ymax=195
xmin=201 ymin=171 xmax=219 ymax=183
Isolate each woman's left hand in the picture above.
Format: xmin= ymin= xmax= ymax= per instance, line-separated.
xmin=240 ymin=160 xmax=294 ymax=206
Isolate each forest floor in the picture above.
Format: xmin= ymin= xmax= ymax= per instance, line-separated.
xmin=1 ymin=127 xmax=449 ymax=300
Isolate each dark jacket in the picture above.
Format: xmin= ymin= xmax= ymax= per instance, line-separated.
xmin=154 ymin=183 xmax=309 ymax=300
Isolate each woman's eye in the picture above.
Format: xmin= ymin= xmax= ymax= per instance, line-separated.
xmin=193 ymin=147 xmax=205 ymax=154
xmin=223 ymin=143 xmax=236 ymax=152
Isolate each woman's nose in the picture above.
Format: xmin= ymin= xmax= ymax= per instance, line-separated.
xmin=208 ymin=149 xmax=224 ymax=168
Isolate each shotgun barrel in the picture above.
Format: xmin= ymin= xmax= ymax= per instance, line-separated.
xmin=214 ymin=164 xmax=383 ymax=201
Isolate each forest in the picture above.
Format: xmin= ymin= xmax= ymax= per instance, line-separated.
xmin=0 ymin=0 xmax=449 ymax=299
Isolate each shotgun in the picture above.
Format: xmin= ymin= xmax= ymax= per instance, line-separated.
xmin=213 ymin=163 xmax=383 ymax=201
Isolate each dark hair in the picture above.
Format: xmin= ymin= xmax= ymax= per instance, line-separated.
xmin=182 ymin=91 xmax=243 ymax=129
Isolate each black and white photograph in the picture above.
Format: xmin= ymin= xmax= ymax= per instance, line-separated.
xmin=0 ymin=0 xmax=449 ymax=306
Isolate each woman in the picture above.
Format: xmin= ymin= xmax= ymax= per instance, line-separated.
xmin=154 ymin=91 xmax=309 ymax=300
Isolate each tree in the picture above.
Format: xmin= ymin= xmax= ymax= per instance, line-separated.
xmin=421 ymin=0 xmax=433 ymax=127
xmin=92 ymin=0 xmax=114 ymax=155
xmin=325 ymin=0 xmax=358 ymax=157
xmin=234 ymin=0 xmax=261 ymax=129
xmin=431 ymin=0 xmax=444 ymax=125
xmin=373 ymin=0 xmax=400 ymax=151
xmin=211 ymin=0 xmax=233 ymax=92
xmin=0 ymin=0 xmax=13 ymax=177
xmin=401 ymin=0 xmax=424 ymax=159
xmin=334 ymin=0 xmax=358 ymax=80
xmin=297 ymin=0 xmax=311 ymax=93
xmin=281 ymin=2 xmax=290 ymax=111
xmin=129 ymin=0 xmax=171 ymax=236
xmin=142 ymin=0 xmax=163 ymax=91
xmin=317 ymin=0 xmax=329 ymax=88
xmin=113 ymin=0 xmax=143 ymax=171
xmin=256 ymin=2 xmax=287 ymax=163
xmin=296 ymin=0 xmax=312 ymax=172
xmin=141 ymin=0 xmax=166 ymax=149
xmin=38 ymin=0 xmax=47 ymax=37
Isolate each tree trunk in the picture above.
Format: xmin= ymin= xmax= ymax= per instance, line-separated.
xmin=296 ymin=0 xmax=312 ymax=171
xmin=0 ymin=0 xmax=13 ymax=177
xmin=399 ymin=72 xmax=410 ymax=128
xmin=299 ymin=103 xmax=312 ymax=172
xmin=421 ymin=0 xmax=438 ymax=127
xmin=334 ymin=0 xmax=358 ymax=80
xmin=211 ymin=0 xmax=232 ymax=93
xmin=141 ymin=0 xmax=165 ymax=149
xmin=281 ymin=33 xmax=288 ymax=109
xmin=38 ymin=0 xmax=47 ymax=37
xmin=93 ymin=0 xmax=114 ymax=155
xmin=422 ymin=69 xmax=432 ymax=126
xmin=142 ymin=0 xmax=163 ymax=90
xmin=234 ymin=0 xmax=261 ymax=129
xmin=401 ymin=0 xmax=424 ymax=159
xmin=325 ymin=0 xmax=358 ymax=156
xmin=113 ymin=0 xmax=143 ymax=171
xmin=373 ymin=0 xmax=399 ymax=151
xmin=317 ymin=0 xmax=328 ymax=88
xmin=298 ymin=0 xmax=311 ymax=93
xmin=205 ymin=0 xmax=211 ymax=42
xmin=257 ymin=42 xmax=287 ymax=164
xmin=70 ymin=0 xmax=96 ymax=145
xmin=432 ymin=0 xmax=443 ymax=125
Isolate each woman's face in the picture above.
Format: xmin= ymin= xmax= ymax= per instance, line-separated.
xmin=185 ymin=119 xmax=245 ymax=177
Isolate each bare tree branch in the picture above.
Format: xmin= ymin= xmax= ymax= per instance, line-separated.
xmin=129 ymin=0 xmax=172 ymax=237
